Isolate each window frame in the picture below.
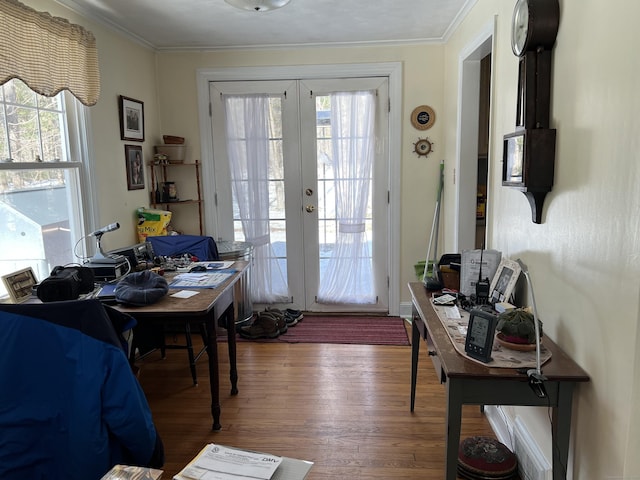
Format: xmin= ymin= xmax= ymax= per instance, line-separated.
xmin=0 ymin=80 xmax=97 ymax=297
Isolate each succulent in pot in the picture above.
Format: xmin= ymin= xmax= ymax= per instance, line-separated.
xmin=496 ymin=308 xmax=543 ymax=344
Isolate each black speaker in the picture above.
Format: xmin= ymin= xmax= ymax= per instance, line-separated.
xmin=37 ymin=266 xmax=95 ymax=302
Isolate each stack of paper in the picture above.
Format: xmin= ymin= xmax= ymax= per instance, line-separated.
xmin=174 ymin=444 xmax=313 ymax=480
xmin=169 ymin=271 xmax=234 ymax=289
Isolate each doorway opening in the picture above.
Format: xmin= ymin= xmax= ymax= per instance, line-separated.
xmin=455 ymin=27 xmax=494 ymax=253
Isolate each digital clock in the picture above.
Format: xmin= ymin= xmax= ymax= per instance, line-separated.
xmin=464 ymin=309 xmax=498 ymax=363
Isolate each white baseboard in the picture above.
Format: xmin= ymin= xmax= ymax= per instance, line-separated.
xmin=485 ymin=405 xmax=514 ymax=449
xmin=399 ymin=301 xmax=413 ymax=319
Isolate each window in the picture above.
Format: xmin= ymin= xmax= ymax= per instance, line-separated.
xmin=0 ymin=79 xmax=93 ymax=297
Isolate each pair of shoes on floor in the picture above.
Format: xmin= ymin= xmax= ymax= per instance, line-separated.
xmin=284 ymin=308 xmax=303 ymax=326
xmin=266 ymin=307 xmax=304 ymax=327
xmin=261 ymin=309 xmax=288 ymax=335
xmin=238 ymin=308 xmax=305 ymax=340
xmin=238 ymin=312 xmax=280 ymax=340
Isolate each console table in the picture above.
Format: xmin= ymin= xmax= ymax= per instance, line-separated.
xmin=408 ymin=282 xmax=589 ymax=480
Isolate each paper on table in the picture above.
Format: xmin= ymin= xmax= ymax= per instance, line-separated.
xmin=171 ymin=290 xmax=200 ymax=299
xmin=174 ymin=444 xmax=314 ymax=480
xmin=190 ymin=261 xmax=235 ymax=270
xmin=169 ymin=272 xmax=234 ymax=289
xmin=179 ymin=444 xmax=281 ymax=480
xmin=445 ymin=305 xmax=461 ymax=319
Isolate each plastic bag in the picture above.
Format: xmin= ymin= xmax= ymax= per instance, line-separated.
xmin=136 ymin=208 xmax=172 ymax=242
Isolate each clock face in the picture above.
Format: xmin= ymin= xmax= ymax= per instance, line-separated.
xmin=511 ymin=0 xmax=560 ymax=57
xmin=512 ymin=0 xmax=529 ymax=56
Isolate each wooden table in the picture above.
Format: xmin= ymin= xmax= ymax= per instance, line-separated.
xmin=408 ymin=282 xmax=589 ymax=480
xmin=118 ymin=262 xmax=249 ymax=431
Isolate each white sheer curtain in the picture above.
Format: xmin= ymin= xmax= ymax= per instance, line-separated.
xmin=223 ymin=94 xmax=289 ymax=303
xmin=317 ymin=91 xmax=376 ymax=304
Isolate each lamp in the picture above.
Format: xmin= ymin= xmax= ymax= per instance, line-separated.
xmin=224 ymin=0 xmax=291 ymax=12
xmin=515 ymin=258 xmax=547 ymax=398
xmin=90 ymin=222 xmax=123 ymax=264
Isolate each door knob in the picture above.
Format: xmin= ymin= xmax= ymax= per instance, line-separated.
xmin=305 ymin=205 xmax=315 ymax=213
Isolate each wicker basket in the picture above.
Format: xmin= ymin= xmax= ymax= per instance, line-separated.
xmin=162 ymin=135 xmax=185 ymax=144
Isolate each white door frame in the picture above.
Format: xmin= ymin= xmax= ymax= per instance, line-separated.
xmin=454 ymin=20 xmax=496 ymax=252
xmin=196 ymin=63 xmax=402 ymax=315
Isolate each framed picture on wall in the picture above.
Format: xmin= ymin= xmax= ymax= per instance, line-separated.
xmin=119 ymin=95 xmax=145 ymax=142
xmin=125 ymin=145 xmax=145 ymax=190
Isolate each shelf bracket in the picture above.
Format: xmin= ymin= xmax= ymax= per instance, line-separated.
xmin=523 ymin=191 xmax=548 ymax=224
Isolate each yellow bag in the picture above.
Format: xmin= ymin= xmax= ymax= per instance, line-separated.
xmin=136 ymin=208 xmax=172 ymax=242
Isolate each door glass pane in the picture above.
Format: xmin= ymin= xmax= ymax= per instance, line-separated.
xmin=315 ymin=93 xmax=375 ymax=304
xmin=227 ymin=95 xmax=289 ymax=302
xmin=315 ymin=97 xmax=335 ymax=283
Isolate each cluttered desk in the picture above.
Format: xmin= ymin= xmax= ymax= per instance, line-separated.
xmin=17 ymin=227 xmax=251 ymax=432
xmin=410 ymin=251 xmax=589 ymax=480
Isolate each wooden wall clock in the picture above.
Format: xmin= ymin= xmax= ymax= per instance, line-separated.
xmin=503 ymin=0 xmax=559 ymax=224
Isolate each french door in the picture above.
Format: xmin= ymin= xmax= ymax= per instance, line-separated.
xmin=210 ymin=77 xmax=389 ymax=313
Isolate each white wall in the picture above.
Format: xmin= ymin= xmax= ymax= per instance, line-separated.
xmin=443 ymin=0 xmax=640 ymax=477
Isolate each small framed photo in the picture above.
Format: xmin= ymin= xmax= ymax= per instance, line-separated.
xmin=2 ymin=267 xmax=38 ymax=303
xmin=489 ymin=259 xmax=522 ymax=304
xmin=125 ymin=145 xmax=145 ymax=190
xmin=119 ymin=95 xmax=145 ymax=142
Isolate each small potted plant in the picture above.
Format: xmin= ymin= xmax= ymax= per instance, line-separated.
xmin=496 ymin=308 xmax=543 ymax=350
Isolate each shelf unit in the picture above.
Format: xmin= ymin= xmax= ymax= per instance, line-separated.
xmin=149 ymin=160 xmax=203 ymax=235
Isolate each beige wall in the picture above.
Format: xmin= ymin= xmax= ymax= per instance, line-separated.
xmin=19 ymin=0 xmax=640 ymax=477
xmin=23 ymin=0 xmax=159 ymax=253
xmin=444 ymin=0 xmax=640 ymax=477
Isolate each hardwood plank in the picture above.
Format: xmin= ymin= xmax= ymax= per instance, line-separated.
xmin=137 ymin=322 xmax=504 ymax=479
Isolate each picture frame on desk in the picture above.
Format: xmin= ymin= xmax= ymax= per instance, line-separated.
xmin=125 ymin=145 xmax=145 ymax=190
xmin=489 ymin=258 xmax=521 ymax=304
xmin=118 ymin=95 xmax=145 ymax=142
xmin=2 ymin=267 xmax=37 ymax=303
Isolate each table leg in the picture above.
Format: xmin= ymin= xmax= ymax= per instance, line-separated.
xmin=552 ymin=382 xmax=574 ymax=480
xmin=225 ymin=305 xmax=239 ymax=395
xmin=445 ymin=379 xmax=463 ymax=480
xmin=205 ymin=313 xmax=221 ymax=431
xmin=410 ymin=318 xmax=420 ymax=412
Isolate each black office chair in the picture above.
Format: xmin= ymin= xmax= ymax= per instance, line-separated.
xmin=135 ymin=235 xmax=233 ymax=385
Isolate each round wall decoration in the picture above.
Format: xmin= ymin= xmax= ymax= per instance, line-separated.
xmin=413 ymin=137 xmax=434 ymax=158
xmin=410 ymin=105 xmax=436 ymax=130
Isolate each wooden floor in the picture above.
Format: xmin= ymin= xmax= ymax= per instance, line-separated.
xmin=137 ymin=321 xmax=499 ymax=479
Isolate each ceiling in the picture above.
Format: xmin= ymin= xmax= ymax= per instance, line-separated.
xmin=53 ymin=0 xmax=477 ymax=50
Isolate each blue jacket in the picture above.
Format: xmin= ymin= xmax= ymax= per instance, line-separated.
xmin=0 ymin=299 xmax=164 ymax=480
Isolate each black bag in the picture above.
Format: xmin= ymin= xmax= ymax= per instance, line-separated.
xmin=37 ymin=266 xmax=94 ymax=302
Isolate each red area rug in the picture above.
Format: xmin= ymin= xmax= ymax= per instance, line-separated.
xmin=236 ymin=315 xmax=410 ymax=346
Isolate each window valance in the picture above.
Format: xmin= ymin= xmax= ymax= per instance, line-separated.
xmin=0 ymin=0 xmax=100 ymax=106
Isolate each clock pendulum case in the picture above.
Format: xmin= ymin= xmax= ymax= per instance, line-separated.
xmin=503 ymin=0 xmax=560 ymax=223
